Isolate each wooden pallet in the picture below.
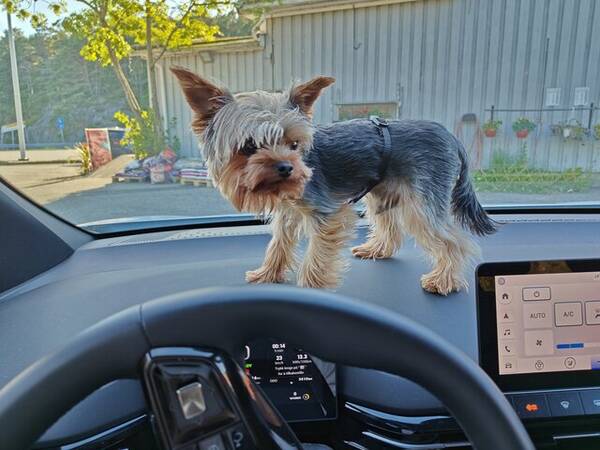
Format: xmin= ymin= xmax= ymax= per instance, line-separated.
xmin=180 ymin=178 xmax=211 ymax=187
xmin=112 ymin=175 xmax=146 ymax=183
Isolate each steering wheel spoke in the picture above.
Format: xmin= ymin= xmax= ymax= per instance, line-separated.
xmin=142 ymin=347 xmax=302 ymax=450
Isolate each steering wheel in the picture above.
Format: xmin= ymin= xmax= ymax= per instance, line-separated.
xmin=0 ymin=286 xmax=534 ymax=450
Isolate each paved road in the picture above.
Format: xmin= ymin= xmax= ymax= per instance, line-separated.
xmin=46 ymin=183 xmax=600 ymax=225
xmin=48 ymin=182 xmax=237 ymax=224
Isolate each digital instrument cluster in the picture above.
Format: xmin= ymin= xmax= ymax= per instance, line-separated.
xmin=244 ymin=339 xmax=337 ymax=422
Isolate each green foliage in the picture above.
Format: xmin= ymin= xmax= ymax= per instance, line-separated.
xmin=165 ymin=117 xmax=181 ymax=154
xmin=512 ymin=117 xmax=536 ymax=133
xmin=61 ymin=0 xmax=222 ymax=67
xmin=208 ymin=6 xmax=262 ymax=37
xmin=595 ymin=123 xmax=600 ymax=140
xmin=473 ymin=151 xmax=591 ymax=194
xmin=482 ymin=119 xmax=502 ymax=132
xmin=114 ymin=110 xmax=166 ymax=160
xmin=114 ymin=111 xmax=182 ymax=159
xmin=74 ymin=142 xmax=92 ymax=174
xmin=0 ymin=30 xmax=146 ymax=143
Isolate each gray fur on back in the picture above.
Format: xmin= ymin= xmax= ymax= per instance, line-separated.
xmin=303 ymin=118 xmax=497 ymax=235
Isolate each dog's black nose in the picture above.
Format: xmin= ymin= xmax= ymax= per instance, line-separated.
xmin=275 ymin=161 xmax=294 ymax=178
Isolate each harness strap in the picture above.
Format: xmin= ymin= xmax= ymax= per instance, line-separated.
xmin=348 ymin=116 xmax=392 ymax=204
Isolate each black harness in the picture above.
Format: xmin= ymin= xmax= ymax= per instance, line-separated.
xmin=348 ymin=116 xmax=393 ymax=204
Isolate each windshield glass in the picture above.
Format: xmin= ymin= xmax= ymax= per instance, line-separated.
xmin=1 ymin=0 xmax=599 ymax=232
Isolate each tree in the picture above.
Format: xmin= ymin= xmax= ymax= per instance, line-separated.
xmin=2 ymin=0 xmax=225 ymax=123
xmin=0 ymin=29 xmax=144 ymax=142
xmin=2 ymin=0 xmax=273 ymax=145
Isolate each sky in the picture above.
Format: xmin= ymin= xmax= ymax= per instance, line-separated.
xmin=0 ymin=0 xmax=82 ymax=36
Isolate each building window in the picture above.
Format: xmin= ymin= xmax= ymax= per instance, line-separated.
xmin=545 ymin=88 xmax=561 ymax=107
xmin=573 ymin=87 xmax=589 ymax=106
xmin=337 ymin=102 xmax=398 ymax=121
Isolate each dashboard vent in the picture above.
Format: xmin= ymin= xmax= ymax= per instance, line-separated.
xmin=496 ymin=216 xmax=600 ymax=224
xmin=106 ymin=225 xmax=268 ymax=247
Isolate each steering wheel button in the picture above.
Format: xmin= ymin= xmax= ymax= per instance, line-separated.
xmin=227 ymin=425 xmax=254 ymax=449
xmin=177 ymin=382 xmax=207 ymax=420
xmin=198 ymin=433 xmax=228 ymax=450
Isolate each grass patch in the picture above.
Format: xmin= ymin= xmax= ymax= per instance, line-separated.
xmin=472 ymin=151 xmax=592 ymax=194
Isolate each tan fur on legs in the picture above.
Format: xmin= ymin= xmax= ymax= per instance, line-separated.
xmin=352 ymin=192 xmax=403 ymax=259
xmin=417 ymin=222 xmax=479 ymax=295
xmin=246 ymin=206 xmax=301 ymax=283
xmin=298 ymin=205 xmax=357 ymax=288
xmin=396 ymin=185 xmax=479 ymax=295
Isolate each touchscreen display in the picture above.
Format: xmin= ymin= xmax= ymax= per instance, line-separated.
xmin=244 ymin=339 xmax=337 ymax=422
xmin=495 ymin=271 xmax=600 ymax=376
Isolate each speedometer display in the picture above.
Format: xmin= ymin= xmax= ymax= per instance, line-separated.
xmin=244 ymin=339 xmax=337 ymax=422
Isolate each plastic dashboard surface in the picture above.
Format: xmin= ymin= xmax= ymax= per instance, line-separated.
xmin=1 ymin=214 xmax=600 ymax=436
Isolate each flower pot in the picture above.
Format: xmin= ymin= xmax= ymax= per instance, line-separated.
xmin=484 ymin=129 xmax=497 ymax=138
xmin=516 ymin=130 xmax=529 ymax=139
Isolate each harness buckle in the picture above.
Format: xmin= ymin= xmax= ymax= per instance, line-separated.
xmin=370 ymin=116 xmax=389 ymax=127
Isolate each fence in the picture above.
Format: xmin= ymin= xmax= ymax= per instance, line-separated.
xmin=463 ymin=105 xmax=600 ymax=172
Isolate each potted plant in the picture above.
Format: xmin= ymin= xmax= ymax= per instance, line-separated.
xmin=482 ymin=119 xmax=502 ymax=138
xmin=512 ymin=117 xmax=536 ymax=139
xmin=551 ymin=119 xmax=588 ymax=141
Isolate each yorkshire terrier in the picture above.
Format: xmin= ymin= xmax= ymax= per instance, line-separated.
xmin=171 ymin=67 xmax=497 ymax=295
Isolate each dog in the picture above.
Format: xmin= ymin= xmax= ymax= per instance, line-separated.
xmin=171 ymin=67 xmax=497 ymax=295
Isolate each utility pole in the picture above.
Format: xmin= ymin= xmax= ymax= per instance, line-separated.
xmin=6 ymin=11 xmax=27 ymax=161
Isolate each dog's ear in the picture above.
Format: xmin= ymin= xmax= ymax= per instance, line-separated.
xmin=289 ymin=76 xmax=335 ymax=117
xmin=170 ymin=66 xmax=232 ymax=132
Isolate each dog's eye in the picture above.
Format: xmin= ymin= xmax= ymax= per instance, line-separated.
xmin=240 ymin=139 xmax=257 ymax=156
xmin=290 ymin=141 xmax=299 ymax=150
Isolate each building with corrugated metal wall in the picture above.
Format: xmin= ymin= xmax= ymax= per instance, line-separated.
xmin=154 ymin=0 xmax=600 ymax=171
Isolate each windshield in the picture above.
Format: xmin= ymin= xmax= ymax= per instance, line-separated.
xmin=1 ymin=0 xmax=599 ymax=233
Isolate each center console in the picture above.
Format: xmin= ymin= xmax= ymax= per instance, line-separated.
xmin=477 ymin=259 xmax=600 ymax=445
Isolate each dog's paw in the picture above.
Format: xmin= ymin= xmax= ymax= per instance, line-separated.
xmin=297 ymin=271 xmax=338 ymax=289
xmin=246 ymin=267 xmax=285 ymax=284
xmin=351 ymin=243 xmax=391 ymax=260
xmin=420 ymin=272 xmax=465 ymax=296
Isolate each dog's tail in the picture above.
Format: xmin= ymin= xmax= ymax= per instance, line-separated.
xmin=451 ymin=138 xmax=498 ymax=236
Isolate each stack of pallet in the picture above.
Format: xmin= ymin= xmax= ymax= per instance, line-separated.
xmin=180 ymin=165 xmax=211 ymax=187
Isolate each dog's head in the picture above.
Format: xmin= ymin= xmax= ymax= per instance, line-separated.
xmin=171 ymin=67 xmax=334 ymax=212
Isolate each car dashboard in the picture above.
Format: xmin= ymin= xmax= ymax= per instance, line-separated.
xmin=1 ymin=214 xmax=600 ymax=449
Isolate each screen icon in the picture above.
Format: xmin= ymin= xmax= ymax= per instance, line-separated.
xmin=500 ymin=357 xmax=516 ymax=374
xmin=585 ymin=301 xmax=600 ymax=325
xmin=500 ymin=326 xmax=513 ymax=337
xmin=522 ymin=287 xmax=551 ymax=301
xmin=499 ymin=292 xmax=511 ymax=304
xmin=501 ymin=343 xmax=514 ymax=355
xmin=499 ymin=309 xmax=515 ymax=323
xmin=564 ymin=357 xmax=576 ymax=369
xmin=534 ymin=360 xmax=545 ymax=370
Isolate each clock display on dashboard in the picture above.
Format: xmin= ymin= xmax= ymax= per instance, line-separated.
xmin=243 ymin=339 xmax=337 ymax=422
